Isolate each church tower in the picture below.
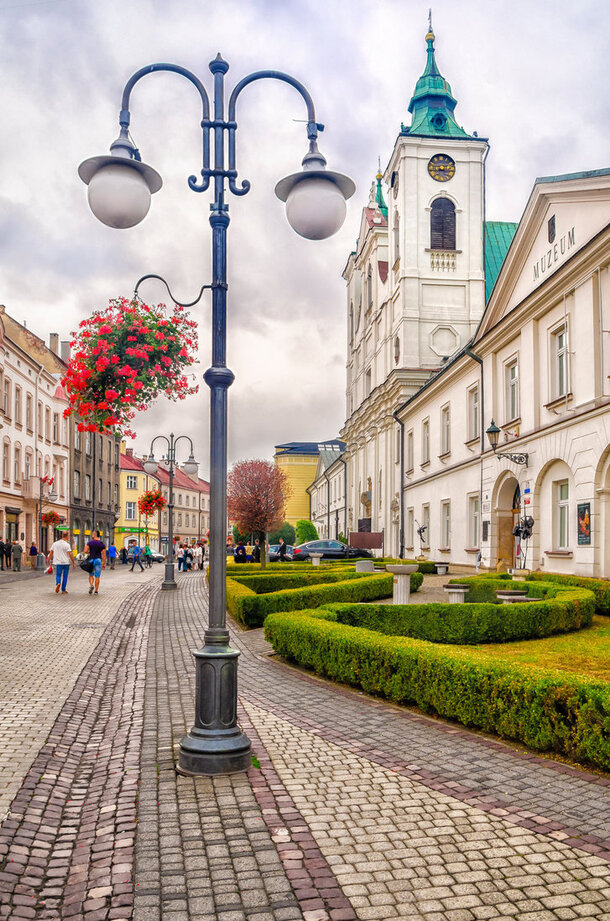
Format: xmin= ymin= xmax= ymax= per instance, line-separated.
xmin=385 ymin=17 xmax=488 ymax=368
xmin=341 ymin=18 xmax=489 ymax=551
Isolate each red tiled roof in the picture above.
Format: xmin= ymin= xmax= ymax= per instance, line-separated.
xmin=364 ymin=207 xmax=387 ymax=230
xmin=120 ymin=452 xmax=146 ymax=472
xmin=155 ymin=463 xmax=209 ymax=492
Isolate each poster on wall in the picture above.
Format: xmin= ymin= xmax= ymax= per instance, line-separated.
xmin=577 ymin=503 xmax=591 ymax=545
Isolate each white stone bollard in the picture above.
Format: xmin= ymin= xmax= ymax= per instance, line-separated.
xmin=443 ymin=584 xmax=470 ymax=604
xmin=356 ymin=559 xmax=374 ymax=573
xmin=386 ymin=564 xmax=419 ymax=604
xmin=309 ymin=552 xmax=323 ymax=567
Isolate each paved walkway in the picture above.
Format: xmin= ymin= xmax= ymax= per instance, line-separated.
xmin=0 ymin=572 xmax=609 ymax=921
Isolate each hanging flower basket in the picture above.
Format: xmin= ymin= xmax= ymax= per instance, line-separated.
xmin=138 ymin=488 xmax=166 ymax=518
xmin=62 ymin=296 xmax=198 ymax=436
xmin=42 ymin=511 xmax=61 ymax=527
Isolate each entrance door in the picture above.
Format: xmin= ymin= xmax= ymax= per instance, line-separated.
xmin=495 ymin=477 xmax=520 ymax=570
xmin=6 ymin=513 xmax=18 ymax=542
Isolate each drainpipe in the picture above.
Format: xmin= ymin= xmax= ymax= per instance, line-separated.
xmin=338 ymin=453 xmax=348 ymax=541
xmin=392 ymin=409 xmax=405 ymax=559
xmin=465 ymin=346 xmax=485 ymax=555
xmin=322 ymin=466 xmax=331 ymax=540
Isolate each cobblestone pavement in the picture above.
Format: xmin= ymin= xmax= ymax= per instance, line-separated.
xmin=0 ymin=565 xmax=159 ymax=824
xmin=1 ymin=571 xmax=609 ymax=921
xmin=0 ymin=569 xmax=160 ymax=920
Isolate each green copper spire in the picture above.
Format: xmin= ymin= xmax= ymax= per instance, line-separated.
xmin=402 ymin=15 xmax=473 ymax=139
xmin=375 ymin=165 xmax=388 ymax=218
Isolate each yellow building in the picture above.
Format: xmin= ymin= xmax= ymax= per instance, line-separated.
xmin=116 ymin=444 xmax=160 ymax=551
xmin=274 ymin=440 xmax=344 ymax=528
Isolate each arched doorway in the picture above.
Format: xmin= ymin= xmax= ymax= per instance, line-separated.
xmin=493 ymin=474 xmax=521 ymax=570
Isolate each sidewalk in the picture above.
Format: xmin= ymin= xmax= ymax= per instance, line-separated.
xmin=0 ymin=573 xmax=609 ymax=921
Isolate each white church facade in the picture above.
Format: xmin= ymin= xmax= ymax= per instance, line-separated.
xmin=337 ymin=22 xmax=610 ymax=576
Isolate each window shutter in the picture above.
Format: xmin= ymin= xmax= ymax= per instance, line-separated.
xmin=430 ymin=199 xmax=456 ymax=250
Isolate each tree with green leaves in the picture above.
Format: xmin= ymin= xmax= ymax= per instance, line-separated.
xmin=295 ymin=519 xmax=318 ymax=544
xmin=268 ymin=522 xmax=296 ymax=545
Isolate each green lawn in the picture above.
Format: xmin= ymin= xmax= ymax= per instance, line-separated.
xmin=470 ymin=615 xmax=610 ymax=682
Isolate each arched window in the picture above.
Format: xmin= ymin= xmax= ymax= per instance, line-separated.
xmin=430 ymin=198 xmax=456 ymax=250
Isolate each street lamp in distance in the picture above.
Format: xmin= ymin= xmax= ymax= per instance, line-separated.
xmin=144 ymin=434 xmax=198 ymax=590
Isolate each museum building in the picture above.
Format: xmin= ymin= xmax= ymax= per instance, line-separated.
xmin=339 ymin=22 xmax=610 ymax=575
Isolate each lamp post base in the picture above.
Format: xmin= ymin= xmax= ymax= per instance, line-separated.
xmin=177 ymin=639 xmax=251 ymax=775
xmin=162 ymin=562 xmax=177 ymax=590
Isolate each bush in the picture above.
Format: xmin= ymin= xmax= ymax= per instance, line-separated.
xmin=375 ymin=558 xmax=438 ymax=574
xmin=264 ymin=609 xmax=610 ymax=771
xmin=527 ymin=572 xmax=610 ymax=616
xmin=268 ymin=522 xmax=296 ymax=545
xmin=322 ymin=579 xmax=594 ymax=645
xmin=295 ymin=519 xmax=319 ymax=543
xmin=226 ymin=570 xmax=422 ymax=628
xmin=230 ymin=570 xmax=370 ymax=594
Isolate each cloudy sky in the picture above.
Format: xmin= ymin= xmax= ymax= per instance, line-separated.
xmin=0 ymin=0 xmax=608 ymax=477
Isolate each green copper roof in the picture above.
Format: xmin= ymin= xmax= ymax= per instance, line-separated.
xmin=485 ymin=221 xmax=518 ymax=302
xmin=402 ymin=22 xmax=473 ymax=140
xmin=375 ymin=172 xmax=388 ymax=218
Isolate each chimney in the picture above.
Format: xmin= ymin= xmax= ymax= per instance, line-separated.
xmin=49 ymin=333 xmax=59 ymax=355
xmin=126 ymin=448 xmax=134 ymax=457
xmin=60 ymin=340 xmax=71 ymax=363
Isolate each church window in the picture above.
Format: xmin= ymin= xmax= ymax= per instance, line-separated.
xmin=430 ymin=198 xmax=456 ymax=250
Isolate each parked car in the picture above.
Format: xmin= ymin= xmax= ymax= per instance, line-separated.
xmin=268 ymin=544 xmax=294 ymax=562
xmin=291 ymin=540 xmax=372 ymax=561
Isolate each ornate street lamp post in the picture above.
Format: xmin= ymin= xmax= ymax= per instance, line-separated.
xmin=486 ymin=420 xmax=529 ymax=466
xmin=78 ymin=54 xmax=354 ymax=775
xmin=143 ymin=434 xmax=198 ymax=590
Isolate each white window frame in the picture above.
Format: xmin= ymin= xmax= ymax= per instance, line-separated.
xmin=85 ymin=474 xmax=91 ymax=501
xmin=552 ymin=324 xmax=569 ymax=400
xmin=74 ymin=469 xmax=80 ymax=497
xmin=469 ymin=494 xmax=480 ymax=548
xmin=421 ymin=419 xmax=430 ymax=465
xmin=125 ymin=501 xmax=137 ymax=521
xmin=468 ymin=385 xmax=479 ymax=441
xmin=441 ymin=500 xmax=451 ymax=548
xmin=126 ymin=475 xmax=138 ymax=490
xmin=421 ymin=504 xmax=430 ymax=548
xmin=406 ymin=430 xmax=414 ymax=473
xmin=555 ymin=479 xmax=569 ymax=549
xmin=505 ymin=358 xmax=519 ymax=422
xmin=440 ymin=404 xmax=450 ymax=455
xmin=406 ymin=508 xmax=414 ymax=549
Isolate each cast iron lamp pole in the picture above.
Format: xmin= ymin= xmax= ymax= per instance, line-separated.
xmin=78 ymin=54 xmax=354 ymax=776
xmin=143 ymin=434 xmax=198 ymax=590
xmin=36 ymin=475 xmax=57 ymax=570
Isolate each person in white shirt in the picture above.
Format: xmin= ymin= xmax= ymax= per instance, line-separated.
xmin=193 ymin=544 xmax=203 ymax=570
xmin=48 ymin=537 xmax=75 ymax=594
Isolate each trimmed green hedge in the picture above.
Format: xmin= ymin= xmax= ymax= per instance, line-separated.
xmin=322 ymin=579 xmax=594 ymax=645
xmin=229 ymin=570 xmax=369 ymax=594
xmin=227 ymin=571 xmax=423 ymax=628
xmin=527 ymin=572 xmax=610 ymax=616
xmin=264 ymin=609 xmax=610 ymax=771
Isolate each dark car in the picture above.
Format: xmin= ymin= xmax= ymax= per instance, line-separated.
xmin=268 ymin=544 xmax=294 ymax=562
xmin=291 ymin=540 xmax=372 ymax=561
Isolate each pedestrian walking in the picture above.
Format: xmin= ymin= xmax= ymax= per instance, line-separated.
xmin=11 ymin=540 xmax=23 ymax=572
xmin=177 ymin=544 xmax=185 ymax=571
xmin=185 ymin=546 xmax=193 ymax=571
xmin=278 ymin=537 xmax=288 ymax=562
xmin=252 ymin=538 xmax=261 ymax=563
xmin=193 ymin=543 xmax=203 ymax=570
xmin=0 ymin=538 xmax=5 ymax=571
xmin=4 ymin=540 xmax=11 ymax=570
xmin=144 ymin=543 xmax=153 ymax=568
xmin=120 ymin=546 xmax=127 ymax=564
xmin=28 ymin=543 xmax=38 ymax=568
xmin=85 ymin=530 xmax=106 ymax=595
xmin=130 ymin=544 xmax=145 ymax=572
xmin=48 ymin=536 xmax=75 ymax=593
xmin=108 ymin=543 xmax=117 ymax=570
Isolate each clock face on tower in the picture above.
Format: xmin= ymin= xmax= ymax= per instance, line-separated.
xmin=428 ymin=154 xmax=455 ymax=182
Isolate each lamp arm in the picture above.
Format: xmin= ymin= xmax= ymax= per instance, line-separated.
xmin=173 ymin=434 xmax=195 ymax=456
xmin=149 ymin=434 xmax=171 ymax=458
xmin=133 ymin=274 xmax=212 ymax=308
xmin=226 ymin=70 xmax=322 ymax=196
xmin=119 ymin=63 xmax=212 ymax=191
